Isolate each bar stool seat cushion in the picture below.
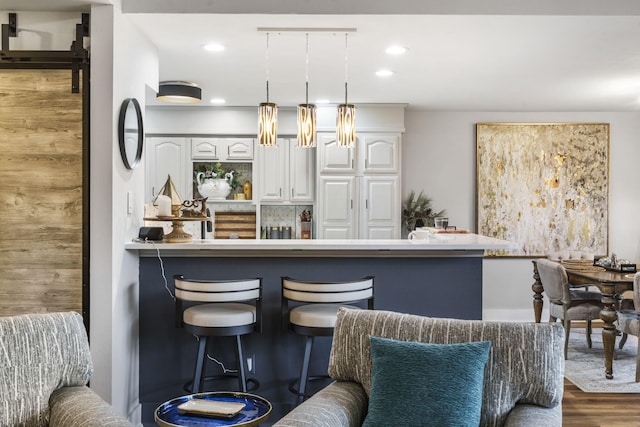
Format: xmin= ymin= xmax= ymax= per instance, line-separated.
xmin=290 ymin=304 xmax=359 ymax=328
xmin=184 ymin=303 xmax=256 ymax=328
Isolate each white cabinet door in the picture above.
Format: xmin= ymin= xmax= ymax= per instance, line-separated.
xmin=317 ymin=176 xmax=356 ymax=239
xmin=361 ymin=134 xmax=400 ymax=174
xmin=191 ymin=138 xmax=219 ymax=160
xmin=259 ymin=139 xmax=315 ymax=203
xmin=191 ymin=138 xmax=254 ymax=160
xmin=145 ymin=137 xmax=188 ymax=203
xmin=290 ymin=144 xmax=315 ymax=202
xmin=361 ymin=176 xmax=400 ymax=239
xmin=226 ymin=138 xmax=254 ymax=160
xmin=317 ymin=133 xmax=356 ymax=174
xmin=258 ymin=140 xmax=287 ymax=202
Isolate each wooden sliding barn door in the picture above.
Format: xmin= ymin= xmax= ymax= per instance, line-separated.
xmin=0 ymin=69 xmax=87 ymax=317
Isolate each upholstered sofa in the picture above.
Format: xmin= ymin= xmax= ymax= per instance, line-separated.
xmin=274 ymin=308 xmax=565 ymax=427
xmin=0 ymin=311 xmax=133 ymax=427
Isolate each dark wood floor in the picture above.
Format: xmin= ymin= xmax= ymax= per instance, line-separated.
xmin=563 ymin=378 xmax=640 ymax=426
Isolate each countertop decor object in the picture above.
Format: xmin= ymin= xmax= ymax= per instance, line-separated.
xmin=194 ymin=163 xmax=243 ymax=199
xmin=401 ymin=190 xmax=445 ymax=235
xmin=117 ymin=98 xmax=143 ymax=170
xmin=180 ymin=198 xmax=208 ymax=218
xmin=213 ymin=211 xmax=257 ymax=239
xmin=243 ymin=181 xmax=252 ymax=200
xmin=155 ymin=175 xmax=184 ymax=217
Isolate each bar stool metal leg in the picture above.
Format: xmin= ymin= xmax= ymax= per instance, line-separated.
xmin=193 ymin=336 xmax=208 ymax=393
xmin=297 ymin=336 xmax=314 ymax=404
xmin=236 ymin=335 xmax=247 ymax=392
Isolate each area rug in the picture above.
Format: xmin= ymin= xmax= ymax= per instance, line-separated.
xmin=564 ymin=328 xmax=640 ymax=393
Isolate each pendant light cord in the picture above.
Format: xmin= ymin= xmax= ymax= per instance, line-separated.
xmin=305 ymin=33 xmax=310 ymax=106
xmin=266 ymin=32 xmax=270 ymax=103
xmin=344 ymin=33 xmax=349 ymax=105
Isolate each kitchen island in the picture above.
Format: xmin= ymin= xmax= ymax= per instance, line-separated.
xmin=126 ymin=234 xmax=514 ymax=424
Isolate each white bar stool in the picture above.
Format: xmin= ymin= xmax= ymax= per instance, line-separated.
xmin=174 ymin=274 xmax=262 ymax=393
xmin=281 ymin=276 xmax=374 ymax=403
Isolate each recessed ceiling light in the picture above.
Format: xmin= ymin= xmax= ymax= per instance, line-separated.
xmin=376 ymin=69 xmax=394 ymax=77
xmin=203 ymin=43 xmax=225 ymax=52
xmin=385 ymin=46 xmax=408 ymax=55
xmin=209 ymin=98 xmax=226 ymax=104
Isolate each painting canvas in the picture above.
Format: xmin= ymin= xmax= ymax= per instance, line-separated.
xmin=476 ymin=123 xmax=609 ymax=257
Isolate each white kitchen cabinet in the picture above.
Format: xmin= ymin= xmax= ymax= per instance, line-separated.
xmin=318 ymin=133 xmax=356 ymax=174
xmin=258 ymin=138 xmax=315 ymax=203
xmin=317 ymin=176 xmax=357 ymax=239
xmin=360 ymin=176 xmax=400 ymax=239
xmin=191 ymin=138 xmax=254 ymax=160
xmin=360 ymin=134 xmax=400 ymax=174
xmin=316 ymin=132 xmax=401 ymax=239
xmin=145 ymin=137 xmax=188 ymax=203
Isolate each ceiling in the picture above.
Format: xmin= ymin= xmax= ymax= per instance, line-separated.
xmin=6 ymin=1 xmax=640 ymax=111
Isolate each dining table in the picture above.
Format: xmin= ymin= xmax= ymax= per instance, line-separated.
xmin=531 ymin=260 xmax=634 ymax=379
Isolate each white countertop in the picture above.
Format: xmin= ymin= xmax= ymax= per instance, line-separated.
xmin=125 ymin=233 xmax=516 ymax=257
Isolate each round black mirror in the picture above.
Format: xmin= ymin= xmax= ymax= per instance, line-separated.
xmin=118 ymin=98 xmax=144 ymax=170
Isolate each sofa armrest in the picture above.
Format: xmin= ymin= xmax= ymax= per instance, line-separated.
xmin=49 ymin=386 xmax=133 ymax=427
xmin=273 ymin=381 xmax=367 ymax=427
xmin=504 ymin=403 xmax=562 ymax=427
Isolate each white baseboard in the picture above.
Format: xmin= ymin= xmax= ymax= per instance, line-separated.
xmin=127 ymin=402 xmax=142 ymax=427
xmin=483 ymin=308 xmax=548 ymax=322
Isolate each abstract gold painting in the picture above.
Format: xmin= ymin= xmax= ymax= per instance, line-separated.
xmin=476 ymin=123 xmax=609 ymax=257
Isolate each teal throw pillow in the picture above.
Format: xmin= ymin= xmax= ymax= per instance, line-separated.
xmin=362 ymin=336 xmax=491 ymax=427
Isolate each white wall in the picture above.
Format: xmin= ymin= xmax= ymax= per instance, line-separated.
xmin=403 ymin=111 xmax=640 ymax=321
xmin=91 ymin=3 xmax=158 ymax=424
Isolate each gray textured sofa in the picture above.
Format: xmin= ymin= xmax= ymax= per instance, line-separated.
xmin=274 ymin=308 xmax=565 ymax=427
xmin=0 ymin=311 xmax=133 ymax=427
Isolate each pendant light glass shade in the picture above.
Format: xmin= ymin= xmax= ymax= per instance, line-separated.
xmin=336 ymin=33 xmax=356 ymax=147
xmin=336 ymin=103 xmax=356 ymax=147
xmin=297 ymin=103 xmax=316 ymax=147
xmin=297 ymin=33 xmax=317 ymax=148
xmin=258 ymin=33 xmax=278 ymax=146
xmin=258 ymin=102 xmax=278 ymax=147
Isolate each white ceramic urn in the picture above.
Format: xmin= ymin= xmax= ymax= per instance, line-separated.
xmin=197 ymin=171 xmax=233 ymax=200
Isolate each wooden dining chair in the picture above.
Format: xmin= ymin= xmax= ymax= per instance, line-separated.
xmin=536 ymin=259 xmax=603 ymax=359
xmin=617 ymin=272 xmax=640 ymax=382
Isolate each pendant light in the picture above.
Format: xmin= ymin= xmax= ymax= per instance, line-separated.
xmin=258 ymin=32 xmax=278 ymax=146
xmin=297 ymin=33 xmax=317 ymax=148
xmin=336 ymin=33 xmax=356 ymax=147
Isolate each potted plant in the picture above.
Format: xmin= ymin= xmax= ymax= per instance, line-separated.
xmin=401 ymin=190 xmax=446 ymax=236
